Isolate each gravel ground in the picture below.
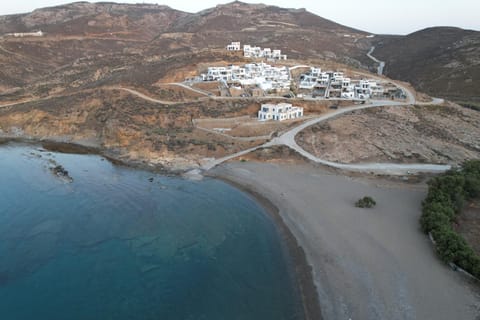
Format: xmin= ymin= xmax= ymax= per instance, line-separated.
xmin=213 ymin=161 xmax=480 ymax=320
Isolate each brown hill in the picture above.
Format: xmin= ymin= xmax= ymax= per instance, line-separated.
xmin=0 ymin=2 xmax=187 ymax=38
xmin=372 ymin=27 xmax=480 ymax=104
xmin=160 ymin=1 xmax=367 ymax=60
xmin=0 ymin=1 xmax=370 ymax=80
xmin=1 ymin=1 xmax=478 ymax=104
xmin=0 ymin=2 xmax=189 ymax=88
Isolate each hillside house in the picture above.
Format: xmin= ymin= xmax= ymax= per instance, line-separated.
xmin=243 ymin=44 xmax=287 ymax=60
xmin=226 ymin=42 xmax=241 ymax=51
xmin=352 ymin=80 xmax=384 ymax=99
xmin=299 ymin=67 xmax=330 ymax=90
xmin=258 ymin=103 xmax=303 ymax=121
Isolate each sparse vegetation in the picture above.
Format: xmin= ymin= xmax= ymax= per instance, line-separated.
xmin=420 ymin=160 xmax=480 ymax=278
xmin=458 ymin=102 xmax=480 ymax=112
xmin=355 ymin=196 xmax=376 ymax=208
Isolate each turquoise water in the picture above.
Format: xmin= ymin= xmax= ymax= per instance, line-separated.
xmin=0 ymin=143 xmax=302 ymax=320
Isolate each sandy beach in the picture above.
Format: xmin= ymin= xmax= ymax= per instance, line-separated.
xmin=212 ymin=161 xmax=480 ymax=320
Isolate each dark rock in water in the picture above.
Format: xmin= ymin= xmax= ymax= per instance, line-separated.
xmin=50 ymin=164 xmax=73 ymax=182
xmin=148 ymin=177 xmax=154 ymax=182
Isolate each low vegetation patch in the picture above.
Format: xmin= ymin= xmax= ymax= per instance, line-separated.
xmin=420 ymin=160 xmax=480 ymax=278
xmin=458 ymin=101 xmax=480 ymax=112
xmin=355 ymin=196 xmax=376 ymax=208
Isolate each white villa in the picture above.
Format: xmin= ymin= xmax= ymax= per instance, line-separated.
xmin=201 ymin=62 xmax=291 ymax=91
xmin=226 ymin=42 xmax=241 ymax=51
xmin=258 ymin=103 xmax=303 ymax=121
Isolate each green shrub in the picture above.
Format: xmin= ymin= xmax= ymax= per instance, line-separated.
xmin=465 ymin=176 xmax=480 ymax=199
xmin=420 ymin=208 xmax=451 ymax=233
xmin=355 ymin=196 xmax=376 ymax=208
xmin=420 ymin=159 xmax=480 ymax=278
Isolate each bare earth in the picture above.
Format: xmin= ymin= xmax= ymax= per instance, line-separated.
xmin=296 ymin=104 xmax=480 ymax=165
xmin=213 ymin=161 xmax=480 ymax=320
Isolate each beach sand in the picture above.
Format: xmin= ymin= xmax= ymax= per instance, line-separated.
xmin=212 ymin=161 xmax=480 ymax=320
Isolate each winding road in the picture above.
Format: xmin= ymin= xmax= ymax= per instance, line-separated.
xmin=201 ymin=87 xmax=450 ymax=174
xmin=114 ymin=87 xmax=177 ymax=105
xmin=167 ymin=82 xmax=212 ymax=97
xmin=0 ymin=80 xmax=450 ymax=175
xmin=367 ymin=46 xmax=386 ymax=76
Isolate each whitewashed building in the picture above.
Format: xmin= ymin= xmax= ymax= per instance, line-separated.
xmin=243 ymin=44 xmax=287 ymax=60
xmin=226 ymin=42 xmax=241 ymax=51
xmin=298 ymin=67 xmax=385 ymax=100
xmin=258 ymin=103 xmax=303 ymax=121
xmin=352 ymin=79 xmax=384 ymax=99
xmin=201 ymin=62 xmax=291 ymax=91
xmin=299 ymin=67 xmax=330 ymax=89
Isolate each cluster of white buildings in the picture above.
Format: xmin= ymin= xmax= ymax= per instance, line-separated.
xmin=226 ymin=42 xmax=287 ymax=60
xmin=258 ymin=103 xmax=303 ymax=121
xmin=299 ymin=67 xmax=384 ymax=100
xmin=201 ymin=62 xmax=291 ymax=91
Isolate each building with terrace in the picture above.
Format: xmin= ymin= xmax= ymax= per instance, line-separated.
xmin=258 ymin=103 xmax=303 ymax=121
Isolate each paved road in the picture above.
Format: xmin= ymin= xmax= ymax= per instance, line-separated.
xmin=115 ymin=87 xmax=177 ymax=105
xmin=167 ymin=82 xmax=212 ymax=97
xmin=263 ymin=100 xmax=450 ymax=174
xmin=416 ymin=97 xmax=445 ymax=105
xmin=202 ymin=95 xmax=450 ymax=174
xmin=0 ymin=86 xmax=178 ymax=109
xmin=194 ymin=125 xmax=271 ymax=142
xmin=201 ymin=145 xmax=264 ymax=171
xmin=367 ymin=46 xmax=386 ymax=76
xmin=0 ymin=80 xmax=448 ymax=175
xmin=289 ymin=65 xmax=310 ymax=71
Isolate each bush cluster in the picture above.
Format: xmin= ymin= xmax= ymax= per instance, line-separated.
xmin=420 ymin=160 xmax=480 ymax=278
xmin=355 ymin=196 xmax=376 ymax=208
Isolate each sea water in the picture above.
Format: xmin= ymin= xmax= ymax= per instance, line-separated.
xmin=0 ymin=143 xmax=302 ymax=320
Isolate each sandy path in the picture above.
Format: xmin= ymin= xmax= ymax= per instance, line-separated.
xmin=213 ymin=162 xmax=480 ymax=320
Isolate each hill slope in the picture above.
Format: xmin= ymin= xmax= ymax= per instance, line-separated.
xmin=0 ymin=1 xmax=478 ymax=104
xmin=159 ymin=1 xmax=368 ymax=62
xmin=0 ymin=1 xmax=370 ymax=86
xmin=373 ymin=27 xmax=480 ymax=103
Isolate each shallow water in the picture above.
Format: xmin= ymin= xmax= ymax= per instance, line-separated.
xmin=0 ymin=143 xmax=302 ymax=320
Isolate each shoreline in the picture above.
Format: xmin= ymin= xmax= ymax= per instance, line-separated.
xmin=211 ymin=174 xmax=323 ymax=320
xmin=1 ymin=138 xmax=321 ymax=320
xmin=0 ymin=137 xmax=179 ymax=175
xmin=4 ymin=138 xmax=479 ymax=319
xmin=211 ymin=161 xmax=480 ymax=319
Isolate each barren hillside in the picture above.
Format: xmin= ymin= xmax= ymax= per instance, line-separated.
xmin=296 ymin=103 xmax=480 ymax=165
xmin=0 ymin=1 xmax=371 ymax=91
xmin=372 ymin=27 xmax=480 ymax=104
